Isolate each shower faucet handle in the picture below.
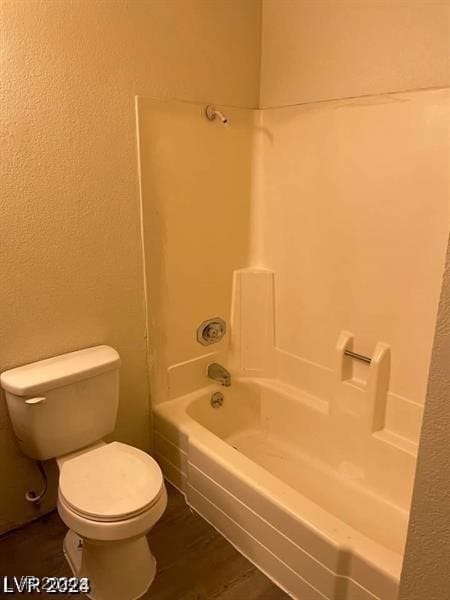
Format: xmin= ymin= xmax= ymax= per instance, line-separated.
xmin=197 ymin=318 xmax=226 ymax=346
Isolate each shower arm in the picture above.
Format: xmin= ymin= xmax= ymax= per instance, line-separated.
xmin=205 ymin=104 xmax=228 ymax=124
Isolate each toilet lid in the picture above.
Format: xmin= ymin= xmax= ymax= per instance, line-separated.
xmin=59 ymin=442 xmax=164 ymax=521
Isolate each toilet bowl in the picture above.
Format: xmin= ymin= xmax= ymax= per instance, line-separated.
xmin=56 ymin=442 xmax=167 ymax=600
xmin=0 ymin=346 xmax=168 ymax=600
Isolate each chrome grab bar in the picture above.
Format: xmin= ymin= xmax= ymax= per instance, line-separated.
xmin=344 ymin=350 xmax=371 ymax=364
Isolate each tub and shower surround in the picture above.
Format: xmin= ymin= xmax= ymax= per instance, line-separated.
xmin=151 ymin=268 xmax=420 ymax=600
xmin=153 ymin=377 xmax=410 ymax=600
xmin=141 ymin=90 xmax=448 ymax=600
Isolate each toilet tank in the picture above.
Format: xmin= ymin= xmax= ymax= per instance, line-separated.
xmin=0 ymin=346 xmax=121 ymax=460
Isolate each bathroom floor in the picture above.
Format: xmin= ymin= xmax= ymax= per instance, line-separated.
xmin=0 ymin=483 xmax=288 ymax=599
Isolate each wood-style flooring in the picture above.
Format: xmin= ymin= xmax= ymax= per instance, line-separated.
xmin=0 ymin=483 xmax=289 ymax=599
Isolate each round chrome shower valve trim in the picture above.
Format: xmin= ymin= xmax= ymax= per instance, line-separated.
xmin=197 ymin=318 xmax=226 ymax=346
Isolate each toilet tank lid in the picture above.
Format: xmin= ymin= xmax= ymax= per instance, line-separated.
xmin=0 ymin=346 xmax=121 ymax=396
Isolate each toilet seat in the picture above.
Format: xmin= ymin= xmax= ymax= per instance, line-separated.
xmin=59 ymin=442 xmax=163 ymax=522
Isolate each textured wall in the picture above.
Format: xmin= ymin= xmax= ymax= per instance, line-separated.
xmin=399 ymin=238 xmax=450 ymax=599
xmin=0 ymin=0 xmax=261 ymax=533
xmin=260 ymin=0 xmax=450 ymax=107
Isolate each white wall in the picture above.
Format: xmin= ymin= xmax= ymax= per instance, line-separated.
xmin=258 ymin=89 xmax=449 ymax=408
xmin=258 ymin=2 xmax=450 ymax=594
xmin=0 ymin=0 xmax=261 ymax=533
xmin=260 ymin=0 xmax=450 ymax=107
xmin=141 ymin=0 xmax=449 ymax=423
xmin=399 ymin=238 xmax=450 ymax=599
xmin=137 ymin=99 xmax=256 ymax=404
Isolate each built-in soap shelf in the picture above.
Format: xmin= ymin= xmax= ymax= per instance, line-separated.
xmin=166 ymin=267 xmax=421 ymax=451
xmin=226 ymin=267 xmax=422 ymax=448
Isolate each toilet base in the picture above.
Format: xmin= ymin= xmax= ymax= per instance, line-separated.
xmin=63 ymin=530 xmax=156 ymax=600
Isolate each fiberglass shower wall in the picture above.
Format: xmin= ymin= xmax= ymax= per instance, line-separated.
xmin=254 ymin=88 xmax=450 ymax=447
xmin=137 ymin=98 xmax=256 ymax=404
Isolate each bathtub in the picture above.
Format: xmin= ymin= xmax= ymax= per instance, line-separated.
xmin=153 ymin=377 xmax=414 ymax=599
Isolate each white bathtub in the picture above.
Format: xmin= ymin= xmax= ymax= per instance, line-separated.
xmin=153 ymin=377 xmax=415 ymax=599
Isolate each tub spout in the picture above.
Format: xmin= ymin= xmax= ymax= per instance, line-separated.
xmin=207 ymin=363 xmax=231 ymax=387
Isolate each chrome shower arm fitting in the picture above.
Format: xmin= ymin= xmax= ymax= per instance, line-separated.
xmin=205 ymin=104 xmax=228 ymax=124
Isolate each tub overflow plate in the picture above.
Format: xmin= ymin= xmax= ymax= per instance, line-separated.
xmin=210 ymin=392 xmax=224 ymax=408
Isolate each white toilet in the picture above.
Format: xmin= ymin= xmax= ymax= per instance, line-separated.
xmin=0 ymin=345 xmax=167 ymax=600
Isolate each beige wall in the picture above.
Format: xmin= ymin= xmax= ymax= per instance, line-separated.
xmin=399 ymin=237 xmax=450 ymax=599
xmin=258 ymin=88 xmax=449 ymax=407
xmin=0 ymin=0 xmax=261 ymax=533
xmin=260 ymin=0 xmax=450 ymax=107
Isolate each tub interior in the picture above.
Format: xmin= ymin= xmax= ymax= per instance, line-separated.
xmin=186 ymin=378 xmax=413 ymax=554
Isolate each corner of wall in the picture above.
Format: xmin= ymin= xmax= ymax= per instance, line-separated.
xmin=399 ymin=236 xmax=450 ymax=598
xmin=256 ymin=0 xmax=265 ymax=109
